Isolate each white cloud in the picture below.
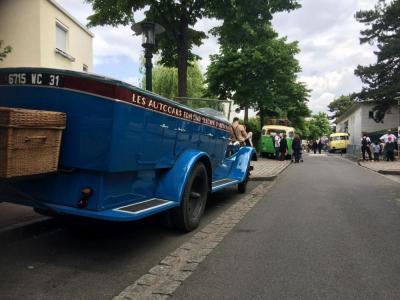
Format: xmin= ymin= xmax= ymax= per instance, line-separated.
xmin=92 ymin=26 xmax=142 ymax=65
xmin=272 ymin=0 xmax=377 ymax=114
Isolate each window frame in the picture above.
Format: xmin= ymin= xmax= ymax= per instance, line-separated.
xmin=55 ymin=20 xmax=69 ymax=53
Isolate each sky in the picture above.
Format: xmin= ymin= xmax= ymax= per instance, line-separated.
xmin=57 ymin=0 xmax=378 ymax=114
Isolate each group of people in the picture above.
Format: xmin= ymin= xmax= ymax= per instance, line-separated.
xmin=361 ymin=130 xmax=397 ymax=161
xmin=307 ymin=140 xmax=324 ymax=154
xmin=272 ymin=132 xmax=288 ymax=161
xmin=272 ymin=133 xmax=303 ymax=162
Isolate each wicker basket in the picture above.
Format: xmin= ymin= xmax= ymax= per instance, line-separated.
xmin=0 ymin=107 xmax=66 ymax=178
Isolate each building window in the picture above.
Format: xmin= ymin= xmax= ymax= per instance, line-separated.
xmin=83 ymin=64 xmax=88 ymax=72
xmin=369 ymin=111 xmax=374 ymax=119
xmin=56 ymin=22 xmax=68 ymax=52
xmin=55 ymin=20 xmax=75 ymax=62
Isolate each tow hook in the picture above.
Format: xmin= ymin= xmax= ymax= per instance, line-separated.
xmin=77 ymin=188 xmax=93 ymax=209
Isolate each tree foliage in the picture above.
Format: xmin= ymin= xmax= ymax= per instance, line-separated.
xmin=354 ymin=0 xmax=400 ymax=121
xmin=327 ymin=95 xmax=354 ymax=120
xmin=206 ymin=14 xmax=310 ymax=130
xmin=142 ymin=60 xmax=205 ymax=99
xmin=86 ymin=0 xmax=300 ymax=98
xmin=0 ymin=40 xmax=12 ymax=62
xmin=303 ymin=113 xmax=331 ymax=140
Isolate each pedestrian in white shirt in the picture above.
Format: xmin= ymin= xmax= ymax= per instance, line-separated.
xmin=274 ymin=133 xmax=281 ymax=160
xmin=380 ymin=129 xmax=397 ymax=160
xmin=361 ymin=134 xmax=372 ymax=161
xmin=380 ymin=129 xmax=397 ymax=143
xmin=371 ymin=141 xmax=381 ymax=161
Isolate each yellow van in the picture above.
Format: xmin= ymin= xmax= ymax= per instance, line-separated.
xmin=328 ymin=133 xmax=349 ymax=153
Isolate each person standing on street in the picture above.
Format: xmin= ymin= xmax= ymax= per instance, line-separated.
xmin=312 ymin=140 xmax=318 ymax=154
xmin=385 ymin=136 xmax=396 ymax=161
xmin=292 ymin=135 xmax=302 ymax=163
xmin=279 ymin=134 xmax=288 ymax=161
xmin=371 ymin=141 xmax=381 ymax=161
xmin=361 ymin=134 xmax=372 ymax=161
xmin=274 ymin=133 xmax=281 ymax=160
xmin=380 ymin=129 xmax=397 ymax=160
xmin=317 ymin=139 xmax=323 ymax=154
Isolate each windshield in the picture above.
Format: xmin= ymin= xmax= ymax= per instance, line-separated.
xmin=263 ymin=129 xmax=294 ymax=138
xmin=265 ymin=129 xmax=286 ymax=135
xmin=174 ymin=98 xmax=230 ymax=120
xmin=330 ymin=136 xmax=348 ymax=141
xmin=195 ymin=107 xmax=228 ymax=122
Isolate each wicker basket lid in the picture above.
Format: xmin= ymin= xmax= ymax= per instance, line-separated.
xmin=0 ymin=107 xmax=66 ymax=128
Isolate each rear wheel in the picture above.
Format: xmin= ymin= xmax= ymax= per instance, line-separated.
xmin=171 ymin=162 xmax=209 ymax=232
xmin=238 ymin=165 xmax=250 ymax=194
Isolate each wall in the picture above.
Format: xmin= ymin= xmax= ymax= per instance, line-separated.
xmin=39 ymin=0 xmax=93 ymax=72
xmin=337 ymin=106 xmax=362 ymax=145
xmin=0 ymin=0 xmax=93 ymax=72
xmin=361 ymin=103 xmax=399 ymax=133
xmin=337 ymin=103 xmax=399 ymax=149
xmin=0 ymin=0 xmax=41 ymax=67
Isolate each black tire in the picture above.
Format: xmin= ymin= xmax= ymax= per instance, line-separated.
xmin=238 ymin=165 xmax=250 ymax=194
xmin=170 ymin=162 xmax=209 ymax=232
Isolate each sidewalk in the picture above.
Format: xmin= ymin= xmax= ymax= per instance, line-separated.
xmin=358 ymin=160 xmax=400 ymax=175
xmin=250 ymin=158 xmax=291 ymax=181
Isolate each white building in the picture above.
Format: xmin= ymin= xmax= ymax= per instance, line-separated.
xmin=336 ymin=102 xmax=399 ymax=151
xmin=0 ymin=0 xmax=93 ymax=72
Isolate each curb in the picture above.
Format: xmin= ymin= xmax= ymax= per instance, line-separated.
xmin=378 ymin=170 xmax=400 ymax=175
xmin=249 ymin=175 xmax=277 ymax=181
xmin=249 ymin=161 xmax=291 ymax=182
xmin=356 ymin=161 xmax=400 ymax=176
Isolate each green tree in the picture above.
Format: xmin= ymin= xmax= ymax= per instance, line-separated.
xmin=0 ymin=40 xmax=12 ymax=62
xmin=354 ymin=0 xmax=400 ymax=121
xmin=327 ymin=95 xmax=353 ymax=120
xmin=86 ymin=0 xmax=300 ymax=98
xmin=142 ymin=60 xmax=205 ymax=99
xmin=304 ymin=113 xmax=331 ymax=140
xmin=206 ymin=22 xmax=309 ymax=129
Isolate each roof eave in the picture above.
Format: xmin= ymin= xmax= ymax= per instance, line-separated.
xmin=47 ymin=0 xmax=94 ymax=38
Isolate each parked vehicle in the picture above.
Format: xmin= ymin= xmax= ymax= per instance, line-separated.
xmin=328 ymin=132 xmax=349 ymax=153
xmin=259 ymin=125 xmax=295 ymax=158
xmin=0 ymin=67 xmax=256 ymax=232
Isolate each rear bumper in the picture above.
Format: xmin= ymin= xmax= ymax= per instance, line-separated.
xmin=44 ymin=199 xmax=178 ymax=222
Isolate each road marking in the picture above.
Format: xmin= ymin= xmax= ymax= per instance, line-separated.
xmin=113 ymin=181 xmax=275 ymax=300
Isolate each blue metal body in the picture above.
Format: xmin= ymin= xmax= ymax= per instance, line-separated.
xmin=0 ymin=68 xmax=255 ymax=221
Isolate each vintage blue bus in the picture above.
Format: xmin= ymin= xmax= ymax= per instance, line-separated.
xmin=0 ymin=68 xmax=256 ymax=232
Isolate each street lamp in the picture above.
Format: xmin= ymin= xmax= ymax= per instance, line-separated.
xmin=131 ymin=20 xmax=165 ymax=92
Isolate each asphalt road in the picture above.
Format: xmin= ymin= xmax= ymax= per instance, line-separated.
xmin=0 ymin=181 xmax=264 ymax=300
xmin=172 ymin=154 xmax=400 ymax=300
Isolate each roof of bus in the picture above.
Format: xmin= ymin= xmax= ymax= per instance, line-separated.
xmin=330 ymin=132 xmax=349 ymax=136
xmin=262 ymin=125 xmax=295 ymax=131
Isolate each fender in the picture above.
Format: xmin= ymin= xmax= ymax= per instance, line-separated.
xmin=154 ymin=149 xmax=211 ymax=203
xmin=228 ymin=146 xmax=256 ymax=182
